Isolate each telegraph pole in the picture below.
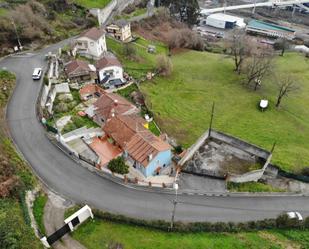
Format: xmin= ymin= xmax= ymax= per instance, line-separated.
xmin=11 ymin=18 xmax=22 ymax=50
xmin=208 ymin=102 xmax=215 ymax=137
xmin=169 ymin=182 xmax=179 ymax=231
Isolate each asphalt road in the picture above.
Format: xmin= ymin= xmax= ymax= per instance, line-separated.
xmin=1 ymin=42 xmax=309 ymax=223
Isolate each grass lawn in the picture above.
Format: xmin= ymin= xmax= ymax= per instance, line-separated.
xmin=73 ymin=0 xmax=111 ymax=8
xmin=71 ymin=218 xmax=309 ymax=249
xmin=106 ymin=37 xmax=168 ymax=79
xmin=141 ymin=51 xmax=309 ymax=173
xmin=33 ymin=194 xmax=48 ymax=235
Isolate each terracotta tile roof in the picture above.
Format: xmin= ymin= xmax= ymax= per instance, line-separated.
xmin=79 ymin=27 xmax=105 ymax=41
xmin=103 ymin=115 xmax=145 ymax=148
xmin=96 ymin=56 xmax=122 ymax=70
xmin=93 ymin=92 xmax=137 ymax=121
xmin=104 ymin=115 xmax=171 ymax=167
xmin=65 ymin=60 xmax=92 ymax=77
xmin=79 ymin=84 xmax=105 ymax=97
xmin=89 ymin=137 xmax=122 ymax=167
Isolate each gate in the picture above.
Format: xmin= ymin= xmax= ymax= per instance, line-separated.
xmin=46 ymin=223 xmax=71 ymax=246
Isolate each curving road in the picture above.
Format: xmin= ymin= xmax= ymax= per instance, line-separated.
xmin=1 ymin=42 xmax=309 ymax=223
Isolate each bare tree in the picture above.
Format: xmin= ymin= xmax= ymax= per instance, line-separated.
xmin=274 ymin=38 xmax=289 ymax=56
xmin=227 ymin=30 xmax=249 ymax=74
xmin=276 ymin=75 xmax=299 ymax=108
xmin=243 ymin=53 xmax=273 ymax=89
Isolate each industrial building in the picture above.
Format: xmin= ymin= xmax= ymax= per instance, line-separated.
xmin=246 ymin=20 xmax=296 ymax=40
xmin=203 ymin=13 xmax=246 ymax=29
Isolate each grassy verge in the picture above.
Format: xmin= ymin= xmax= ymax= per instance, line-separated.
xmin=33 ymin=193 xmax=48 ymax=235
xmin=0 ymin=70 xmax=42 ymax=248
xmin=73 ymin=0 xmax=112 ymax=8
xmin=227 ymin=181 xmax=284 ymax=193
xmin=141 ymin=51 xmax=309 ymax=173
xmin=71 ymin=218 xmax=309 ymax=249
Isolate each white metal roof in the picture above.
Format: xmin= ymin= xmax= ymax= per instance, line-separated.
xmin=207 ymin=13 xmax=244 ymax=23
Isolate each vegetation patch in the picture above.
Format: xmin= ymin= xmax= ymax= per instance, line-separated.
xmin=227 ymin=181 xmax=284 ymax=193
xmin=33 ymin=193 xmax=48 ymax=235
xmin=71 ymin=217 xmax=309 ymax=249
xmin=141 ymin=52 xmax=309 ymax=172
xmin=0 ymin=70 xmax=41 ymax=248
xmin=73 ymin=0 xmax=112 ymax=9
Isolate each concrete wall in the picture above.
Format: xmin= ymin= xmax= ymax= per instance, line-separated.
xmin=179 ymin=129 xmax=272 ymax=183
xmin=210 ymin=130 xmax=270 ymax=160
xmin=228 ymin=154 xmax=272 ymax=183
xmin=178 ymin=130 xmax=210 ymax=167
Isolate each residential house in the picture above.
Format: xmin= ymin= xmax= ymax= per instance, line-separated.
xmin=73 ymin=27 xmax=107 ymax=59
xmin=103 ymin=115 xmax=172 ymax=177
xmin=96 ymin=56 xmax=125 ymax=89
xmin=64 ymin=60 xmax=96 ymax=83
xmin=106 ymin=19 xmax=132 ymax=42
xmin=85 ymin=91 xmax=138 ymax=126
xmin=79 ymin=84 xmax=105 ymax=101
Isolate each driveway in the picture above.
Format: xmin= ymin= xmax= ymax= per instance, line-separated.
xmin=179 ymin=173 xmax=226 ymax=193
xmin=1 ymin=41 xmax=309 ymax=223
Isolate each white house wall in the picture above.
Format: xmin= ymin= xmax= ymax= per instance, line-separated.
xmin=98 ymin=65 xmax=124 ymax=82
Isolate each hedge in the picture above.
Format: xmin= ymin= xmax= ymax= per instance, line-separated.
xmin=92 ymin=209 xmax=309 ymax=233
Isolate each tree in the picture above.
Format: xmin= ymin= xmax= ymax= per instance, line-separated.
xmin=156 ymin=55 xmax=173 ymax=76
xmin=227 ymin=30 xmax=249 ymax=74
xmin=243 ymin=53 xmax=273 ymax=88
xmin=275 ymin=75 xmax=299 ymax=108
xmin=123 ymin=44 xmax=136 ymax=59
xmin=108 ymin=157 xmax=129 ymax=175
xmin=274 ymin=38 xmax=289 ymax=56
xmin=158 ymin=0 xmax=200 ymax=26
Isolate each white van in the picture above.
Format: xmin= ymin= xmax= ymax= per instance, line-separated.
xmin=32 ymin=68 xmax=42 ymax=80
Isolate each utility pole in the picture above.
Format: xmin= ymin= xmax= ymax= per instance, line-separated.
xmin=208 ymin=102 xmax=215 ymax=137
xmin=271 ymin=141 xmax=277 ymax=154
xmin=252 ymin=0 xmax=257 ymax=14
xmin=11 ymin=18 xmax=22 ymax=50
xmin=169 ymin=182 xmax=179 ymax=231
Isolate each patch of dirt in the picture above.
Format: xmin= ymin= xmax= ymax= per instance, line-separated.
xmin=258 ymin=231 xmax=301 ymax=249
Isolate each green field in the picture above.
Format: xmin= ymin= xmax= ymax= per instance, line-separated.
xmin=107 ymin=37 xmax=168 ymax=78
xmin=140 ymin=52 xmax=309 ymax=172
xmin=71 ymin=218 xmax=309 ymax=249
xmin=73 ymin=0 xmax=111 ymax=8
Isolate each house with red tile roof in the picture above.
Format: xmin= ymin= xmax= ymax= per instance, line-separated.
xmin=85 ymin=91 xmax=138 ymax=126
xmin=64 ymin=60 xmax=96 ymax=83
xmin=96 ymin=56 xmax=125 ymax=89
xmin=73 ymin=27 xmax=107 ymax=59
xmin=79 ymin=84 xmax=105 ymax=101
xmin=103 ymin=115 xmax=172 ymax=177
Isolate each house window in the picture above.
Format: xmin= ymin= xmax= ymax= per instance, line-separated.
xmin=90 ymin=42 xmax=94 ymax=46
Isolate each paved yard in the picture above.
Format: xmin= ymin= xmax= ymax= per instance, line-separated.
xmin=179 ymin=173 xmax=227 ymax=193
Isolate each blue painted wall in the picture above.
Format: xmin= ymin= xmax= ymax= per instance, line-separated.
xmin=144 ymin=150 xmax=172 ymax=177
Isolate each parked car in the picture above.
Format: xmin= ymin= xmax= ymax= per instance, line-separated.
xmin=287 ymin=211 xmax=303 ymax=221
xmin=32 ymin=68 xmax=42 ymax=80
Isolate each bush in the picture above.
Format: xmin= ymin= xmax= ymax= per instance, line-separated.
xmin=156 ymin=55 xmax=173 ymax=76
xmin=123 ymin=44 xmax=137 ymax=59
xmin=108 ymin=157 xmax=129 ymax=175
xmin=301 ymin=167 xmax=309 ymax=176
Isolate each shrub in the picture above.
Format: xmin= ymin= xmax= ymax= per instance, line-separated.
xmin=156 ymin=55 xmax=173 ymax=76
xmin=123 ymin=44 xmax=137 ymax=59
xmin=108 ymin=157 xmax=129 ymax=175
xmin=301 ymin=167 xmax=309 ymax=176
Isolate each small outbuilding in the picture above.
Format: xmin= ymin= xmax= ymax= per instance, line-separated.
xmin=205 ymin=13 xmax=246 ymax=29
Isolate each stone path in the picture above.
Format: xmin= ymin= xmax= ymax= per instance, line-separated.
xmin=43 ymin=191 xmax=87 ymax=249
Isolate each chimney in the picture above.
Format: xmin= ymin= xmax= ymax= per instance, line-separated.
xmin=148 ymin=154 xmax=153 ymax=162
xmin=114 ymin=99 xmax=118 ymax=106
